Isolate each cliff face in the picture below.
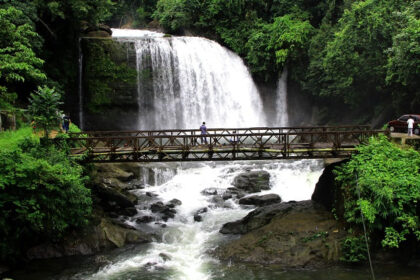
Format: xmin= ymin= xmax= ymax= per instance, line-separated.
xmin=81 ymin=38 xmax=139 ymax=130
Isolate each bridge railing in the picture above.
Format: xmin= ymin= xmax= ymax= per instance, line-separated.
xmin=69 ymin=125 xmax=372 ymax=138
xmin=66 ymin=129 xmax=388 ymax=162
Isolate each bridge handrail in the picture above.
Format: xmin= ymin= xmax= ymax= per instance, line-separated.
xmin=66 ymin=129 xmax=386 ymax=141
xmin=69 ymin=125 xmax=372 ymax=136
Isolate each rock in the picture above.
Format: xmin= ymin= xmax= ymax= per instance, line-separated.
xmin=159 ymin=253 xmax=172 ymax=261
xmin=121 ymin=207 xmax=137 ymax=216
xmin=95 ymin=255 xmax=111 ymax=264
xmin=136 ymin=216 xmax=154 ymax=223
xmin=146 ymin=192 xmax=158 ymax=197
xmin=216 ymin=201 xmax=346 ymax=268
xmin=94 ymin=163 xmax=135 ymax=182
xmin=194 ymin=214 xmax=203 ymax=222
xmin=193 ymin=208 xmax=207 ymax=222
xmin=222 ymin=193 xmax=233 ymax=200
xmin=312 ymin=160 xmax=347 ymax=215
xmin=201 ymin=188 xmax=218 ymax=196
xmin=111 ymin=219 xmax=137 ymax=230
xmin=167 ymin=199 xmax=182 ymax=208
xmin=162 ymin=208 xmax=177 ymax=219
xmin=239 ymin=194 xmax=281 ymax=206
xmin=211 ymin=195 xmax=230 ymax=208
xmin=27 ymin=217 xmax=152 ymax=260
xmin=151 ymin=202 xmax=166 ymax=213
xmin=93 ymin=183 xmax=136 ymax=215
xmin=232 ymin=171 xmax=270 ymax=193
xmin=220 ymin=201 xmax=299 ymax=235
xmin=226 ymin=187 xmax=246 ymax=199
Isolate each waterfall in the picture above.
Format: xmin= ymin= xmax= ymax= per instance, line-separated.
xmin=275 ymin=67 xmax=289 ymax=126
xmin=112 ymin=29 xmax=266 ymax=129
xmin=78 ymin=38 xmax=84 ymax=130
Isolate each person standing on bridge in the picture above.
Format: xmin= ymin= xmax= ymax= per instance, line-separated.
xmin=407 ymin=116 xmax=415 ymax=137
xmin=200 ymin=122 xmax=208 ymax=144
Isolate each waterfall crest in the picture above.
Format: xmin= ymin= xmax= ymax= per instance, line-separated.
xmin=275 ymin=67 xmax=289 ymax=126
xmin=112 ymin=29 xmax=267 ymax=129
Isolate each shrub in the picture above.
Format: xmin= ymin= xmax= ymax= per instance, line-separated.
xmin=0 ymin=127 xmax=92 ymax=262
xmin=334 ymin=135 xmax=420 ymax=249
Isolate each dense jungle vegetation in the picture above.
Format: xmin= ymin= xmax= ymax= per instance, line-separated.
xmin=0 ymin=0 xmax=419 ymax=265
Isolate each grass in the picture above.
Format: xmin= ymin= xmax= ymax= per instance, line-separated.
xmin=0 ymin=126 xmax=39 ymax=151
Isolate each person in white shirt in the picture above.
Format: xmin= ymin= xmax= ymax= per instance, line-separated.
xmin=407 ymin=116 xmax=415 ymax=136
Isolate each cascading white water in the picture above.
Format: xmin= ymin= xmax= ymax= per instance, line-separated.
xmin=112 ymin=29 xmax=266 ymax=129
xmin=85 ymin=160 xmax=324 ymax=280
xmin=72 ymin=30 xmax=323 ymax=280
xmin=276 ymin=67 xmax=289 ymax=127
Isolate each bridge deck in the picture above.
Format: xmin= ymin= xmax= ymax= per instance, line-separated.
xmin=64 ymin=126 xmax=388 ymax=163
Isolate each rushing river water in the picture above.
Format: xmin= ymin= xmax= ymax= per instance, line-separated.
xmin=8 ymin=160 xmax=420 ymax=280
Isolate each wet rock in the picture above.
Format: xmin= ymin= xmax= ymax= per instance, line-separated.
xmin=201 ymin=188 xmax=218 ymax=196
xmin=146 ymin=192 xmax=158 ymax=197
xmin=126 ymin=179 xmax=145 ymax=190
xmin=162 ymin=208 xmax=177 ymax=219
xmin=110 ymin=219 xmax=137 ymax=230
xmin=121 ymin=207 xmax=137 ymax=216
xmin=226 ymin=187 xmax=246 ymax=199
xmin=216 ymin=200 xmax=346 ymax=267
xmin=212 ymin=195 xmax=228 ymax=208
xmin=95 ymin=255 xmax=111 ymax=264
xmin=222 ymin=193 xmax=233 ymax=200
xmin=232 ymin=171 xmax=270 ymax=193
xmin=136 ymin=216 xmax=154 ymax=223
xmin=239 ymin=194 xmax=281 ymax=206
xmin=159 ymin=253 xmax=172 ymax=261
xmin=94 ymin=163 xmax=135 ymax=182
xmin=220 ymin=201 xmax=300 ymax=234
xmin=167 ymin=199 xmax=182 ymax=208
xmin=26 ymin=217 xmax=152 ymax=260
xmin=93 ymin=183 xmax=137 ymax=216
xmin=312 ymin=160 xmax=347 ymax=214
xmin=150 ymin=202 xmax=166 ymax=213
xmin=193 ymin=208 xmax=207 ymax=222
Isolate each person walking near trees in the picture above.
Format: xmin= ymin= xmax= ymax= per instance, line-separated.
xmin=62 ymin=113 xmax=71 ymax=133
xmin=200 ymin=121 xmax=208 ymax=144
xmin=407 ymin=116 xmax=414 ymax=137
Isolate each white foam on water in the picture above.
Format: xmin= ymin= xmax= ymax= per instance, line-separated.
xmin=87 ymin=160 xmax=324 ymax=280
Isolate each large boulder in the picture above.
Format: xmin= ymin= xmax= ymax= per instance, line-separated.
xmin=239 ymin=194 xmax=281 ymax=206
xmin=216 ymin=201 xmax=346 ymax=267
xmin=232 ymin=171 xmax=270 ymax=193
xmin=26 ymin=217 xmax=152 ymax=260
xmin=93 ymin=183 xmax=137 ymax=216
xmin=311 ymin=160 xmax=347 ymax=217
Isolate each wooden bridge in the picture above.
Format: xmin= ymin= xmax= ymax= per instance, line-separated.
xmin=65 ymin=126 xmax=388 ymax=163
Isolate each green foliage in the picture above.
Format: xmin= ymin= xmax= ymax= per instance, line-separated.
xmin=28 ymin=86 xmax=62 ymax=138
xmin=386 ymin=2 xmax=420 ymax=112
xmin=0 ymin=127 xmax=92 ymax=262
xmin=340 ymin=236 xmax=368 ymax=263
xmin=154 ymin=0 xmax=192 ymax=33
xmin=0 ymin=6 xmax=46 ymax=108
xmin=334 ymin=135 xmax=420 ymax=249
xmin=84 ymin=40 xmax=137 ymax=112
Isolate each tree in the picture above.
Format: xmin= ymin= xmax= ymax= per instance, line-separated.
xmin=28 ymin=86 xmax=62 ymax=138
xmin=0 ymin=6 xmax=46 ymax=109
xmin=334 ymin=136 xmax=420 ymax=249
xmin=0 ymin=128 xmax=92 ymax=262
